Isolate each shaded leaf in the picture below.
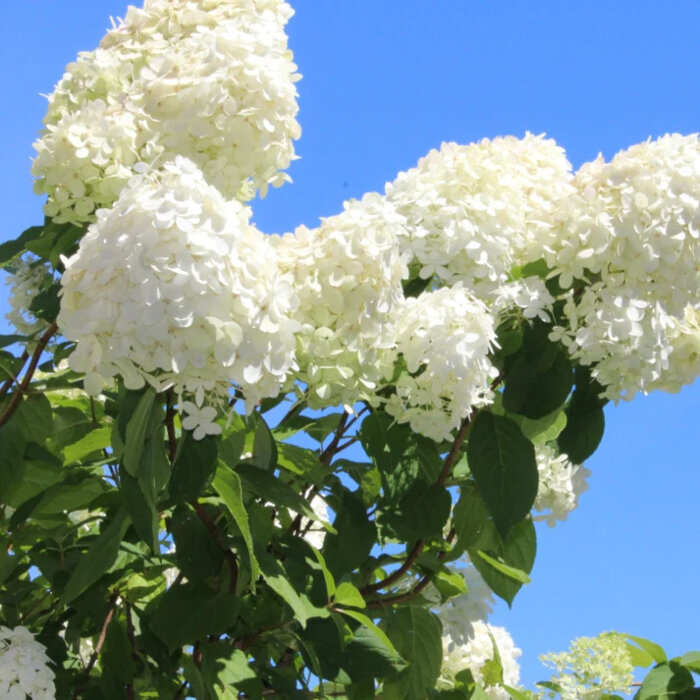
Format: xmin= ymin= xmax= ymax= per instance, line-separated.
xmin=213 ymin=467 xmax=260 ymax=586
xmin=467 ymin=412 xmax=538 ymax=538
xmin=63 ymin=509 xmax=130 ymax=603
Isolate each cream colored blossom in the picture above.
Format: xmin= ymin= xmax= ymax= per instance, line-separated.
xmin=4 ymin=256 xmax=53 ymax=337
xmin=383 ymin=285 xmax=498 ymax=442
xmin=439 ymin=620 xmax=521 ymax=699
xmin=533 ymin=445 xmax=591 ymax=527
xmin=539 ymin=631 xmax=634 ymax=699
xmin=58 ymin=158 xmax=298 ymax=436
xmin=0 ymin=626 xmax=55 ymax=700
xmin=273 ymin=193 xmax=408 ymax=409
xmin=385 ymin=133 xmax=574 ymax=299
xmin=33 ymin=0 xmax=300 ymax=224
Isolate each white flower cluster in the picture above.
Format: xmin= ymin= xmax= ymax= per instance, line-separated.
xmin=647 ymin=305 xmax=700 ymax=394
xmin=533 ymin=444 xmax=591 ymax=527
xmin=384 ymin=285 xmax=498 ymax=442
xmin=58 ymin=158 xmax=299 ymax=436
xmin=550 ymin=134 xmax=700 ymax=400
xmin=4 ymin=256 xmax=53 ymax=337
xmin=385 ymin=134 xmax=574 ymax=299
xmin=33 ymin=0 xmax=300 ymax=224
xmin=273 ymin=193 xmax=408 ymax=409
xmin=440 ymin=621 xmax=521 ymax=699
xmin=434 ymin=561 xmax=521 ymax=698
xmin=539 ymin=632 xmax=634 ymax=700
xmin=0 ymin=626 xmax=55 ymax=700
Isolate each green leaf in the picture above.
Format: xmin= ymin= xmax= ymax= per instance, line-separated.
xmin=28 ymin=283 xmax=60 ymax=322
xmin=338 ymin=608 xmax=400 ymax=662
xmin=0 ymin=225 xmax=44 ymax=265
xmin=381 ymin=481 xmax=451 ymax=541
xmin=334 ymin=582 xmax=366 ymax=609
xmin=169 ymin=431 xmax=218 ymax=503
xmin=470 ymin=519 xmax=537 ymax=606
xmin=453 ymin=483 xmax=500 ymax=553
xmin=201 ymin=645 xmax=263 ymax=699
xmin=252 ymin=415 xmax=277 ymax=470
xmin=0 ymin=334 xmax=28 ymax=348
xmin=474 ymin=550 xmax=530 ymax=583
xmin=558 ymin=367 xmax=607 ymax=463
xmin=213 ymin=467 xmax=260 ymax=586
xmin=467 ymin=412 xmax=538 ymax=538
xmin=0 ymin=423 xmax=26 ymax=505
xmin=509 ymin=409 xmax=567 ymax=446
xmin=63 ymin=427 xmax=111 ymax=464
xmin=382 ymin=607 xmax=443 ymax=700
xmin=62 ymin=508 xmax=131 ymax=603
xmin=51 ymin=405 xmax=92 ymax=446
xmin=149 ymin=581 xmax=240 ymax=650
xmin=219 ymin=413 xmax=247 ymax=467
xmin=237 ymin=463 xmax=332 ymax=532
xmin=637 ymin=661 xmax=694 ymax=700
xmin=277 ymin=442 xmax=325 ymax=483
xmin=307 ymin=546 xmax=336 ymax=601
xmin=122 ymin=387 xmax=157 ymax=477
xmin=678 ymin=651 xmax=700 ymax=673
xmin=343 ymin=622 xmax=405 ymax=681
xmin=12 ymin=394 xmax=53 ymax=443
xmin=323 ymin=491 xmax=376 ymax=579
xmin=170 ymin=505 xmax=223 ymax=581
xmin=625 ymin=635 xmax=668 ymax=664
xmin=503 ymin=320 xmax=574 ymax=419
xmin=122 ymin=471 xmax=159 ymax=553
xmin=258 ymin=551 xmax=329 ymax=627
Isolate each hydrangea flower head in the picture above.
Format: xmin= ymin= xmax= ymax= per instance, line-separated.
xmin=0 ymin=626 xmax=55 ymax=700
xmin=385 ymin=133 xmax=574 ymax=298
xmin=33 ymin=0 xmax=301 ymax=224
xmin=274 ymin=193 xmax=409 ymax=409
xmin=58 ymin=157 xmax=299 ymax=434
xmin=384 ymin=285 xmax=498 ymax=442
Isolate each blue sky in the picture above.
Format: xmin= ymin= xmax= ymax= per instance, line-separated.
xmin=1 ymin=0 xmax=698 ymax=690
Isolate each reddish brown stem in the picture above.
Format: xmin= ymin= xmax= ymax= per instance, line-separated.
xmin=0 ymin=321 xmax=57 ymax=428
xmin=72 ymin=593 xmax=118 ymax=698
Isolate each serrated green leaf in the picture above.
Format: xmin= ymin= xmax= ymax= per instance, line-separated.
xmin=149 ymin=582 xmax=240 ymax=650
xmin=213 ymin=467 xmax=260 ymax=587
xmin=323 ymin=491 xmax=376 ymax=579
xmin=382 ymin=607 xmax=442 ymax=700
xmin=470 ymin=519 xmax=536 ymax=606
xmin=338 ymin=608 xmax=400 ymax=662
xmin=467 ymin=412 xmax=538 ymax=538
xmin=503 ymin=320 xmax=574 ymax=419
xmin=62 ymin=508 xmax=130 ymax=603
xmin=381 ymin=481 xmax=451 ymax=541
xmin=258 ymin=551 xmax=329 ymax=627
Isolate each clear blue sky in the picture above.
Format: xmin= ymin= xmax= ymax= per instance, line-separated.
xmin=1 ymin=1 xmax=698 ymax=690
